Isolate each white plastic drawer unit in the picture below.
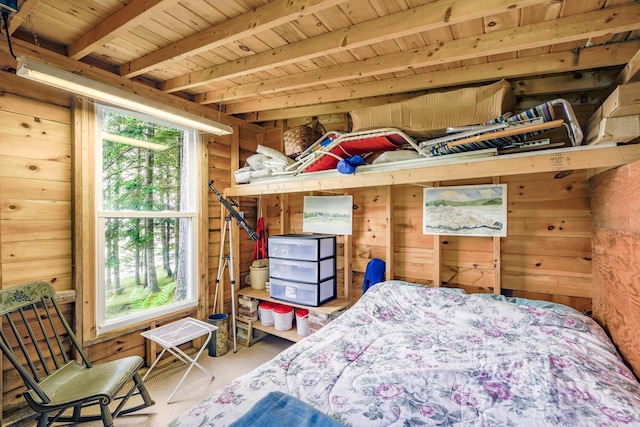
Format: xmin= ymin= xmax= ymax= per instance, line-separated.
xmin=268 ymin=234 xmax=336 ymax=261
xmin=269 ymin=277 xmax=336 ymax=307
xmin=269 ymin=257 xmax=335 ymax=283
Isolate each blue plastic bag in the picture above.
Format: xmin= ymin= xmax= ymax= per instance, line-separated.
xmin=337 ymin=154 xmax=365 ymax=174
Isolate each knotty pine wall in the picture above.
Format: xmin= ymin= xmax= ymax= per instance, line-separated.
xmin=0 ymin=75 xmax=74 ymax=421
xmin=590 ymin=159 xmax=640 ymax=378
xmin=0 ymin=88 xmax=73 ymax=290
xmin=257 ymin=171 xmax=593 ymax=313
xmin=209 ymin=125 xmax=267 ymax=315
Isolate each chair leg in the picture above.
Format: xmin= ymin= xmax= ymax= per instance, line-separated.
xmin=113 ymin=372 xmax=156 ymax=418
xmin=37 ymin=413 xmax=48 ymax=427
xmin=134 ymin=372 xmax=155 ymax=407
xmin=100 ymin=403 xmax=114 ymax=427
xmin=72 ymin=404 xmax=82 ymax=421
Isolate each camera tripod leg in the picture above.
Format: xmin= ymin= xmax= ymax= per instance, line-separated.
xmin=214 ymin=216 xmax=237 ymax=353
xmin=228 ymin=217 xmax=237 ymax=353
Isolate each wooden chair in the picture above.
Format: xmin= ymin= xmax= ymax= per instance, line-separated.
xmin=0 ymin=281 xmax=155 ymax=427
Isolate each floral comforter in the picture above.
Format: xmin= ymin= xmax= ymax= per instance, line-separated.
xmin=170 ymin=280 xmax=640 ymax=426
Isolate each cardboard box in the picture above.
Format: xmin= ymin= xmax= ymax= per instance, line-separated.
xmin=235 ymin=318 xmax=268 ymax=347
xmin=238 ymin=295 xmax=259 ymax=311
xmin=586 ymin=82 xmax=640 ymax=145
xmin=586 ymin=104 xmax=604 ymax=132
xmin=307 ymin=310 xmax=330 ymax=334
xmin=350 ymin=79 xmax=514 ymax=135
xmin=308 ymin=310 xmax=330 ymax=323
xmin=237 ymin=306 xmax=258 ymax=322
xmin=586 ymin=114 xmax=640 ymax=145
xmin=330 ymin=308 xmax=346 ymax=320
xmin=615 ymin=49 xmax=640 ymax=85
xmin=599 ymin=81 xmax=640 ymax=119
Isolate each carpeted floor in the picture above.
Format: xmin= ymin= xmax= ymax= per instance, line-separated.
xmin=61 ymin=335 xmax=291 ymax=427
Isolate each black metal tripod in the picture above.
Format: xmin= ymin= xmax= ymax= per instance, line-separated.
xmin=209 ymin=180 xmax=259 ymax=353
xmin=214 ymin=213 xmax=238 ymax=352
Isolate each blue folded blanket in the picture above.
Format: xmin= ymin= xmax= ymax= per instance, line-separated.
xmin=229 ymin=391 xmax=344 ymax=427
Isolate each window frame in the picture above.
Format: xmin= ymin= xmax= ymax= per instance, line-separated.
xmin=94 ymin=103 xmax=200 ymax=334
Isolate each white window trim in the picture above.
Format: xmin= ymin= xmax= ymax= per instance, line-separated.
xmin=94 ymin=104 xmax=200 ymax=334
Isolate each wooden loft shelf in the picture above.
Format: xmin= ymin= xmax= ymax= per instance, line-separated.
xmin=226 ymin=143 xmax=640 ymax=197
xmin=237 ymin=287 xmax=350 ymax=315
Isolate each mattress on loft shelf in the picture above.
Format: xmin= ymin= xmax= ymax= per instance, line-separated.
xmin=170 ymin=280 xmax=640 ymax=427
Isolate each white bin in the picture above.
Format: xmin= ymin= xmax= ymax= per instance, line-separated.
xmin=258 ymin=301 xmax=275 ymax=326
xmin=273 ymin=305 xmax=293 ymax=331
xmin=296 ymin=308 xmax=309 ymax=336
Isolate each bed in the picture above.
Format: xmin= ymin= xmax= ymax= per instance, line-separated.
xmin=169 ymin=280 xmax=640 ymax=426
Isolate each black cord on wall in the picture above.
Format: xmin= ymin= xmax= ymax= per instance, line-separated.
xmin=2 ymin=10 xmax=17 ymax=60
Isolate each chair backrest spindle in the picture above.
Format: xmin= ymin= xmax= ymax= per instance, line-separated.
xmin=6 ymin=307 xmax=43 ymax=380
xmin=1 ymin=311 xmax=49 ymax=401
xmin=0 ymin=281 xmax=76 ymax=400
xmin=19 ymin=304 xmax=57 ymax=376
xmin=42 ymin=297 xmax=71 ymax=365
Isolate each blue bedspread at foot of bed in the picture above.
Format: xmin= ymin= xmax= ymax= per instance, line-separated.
xmin=229 ymin=391 xmax=344 ymax=427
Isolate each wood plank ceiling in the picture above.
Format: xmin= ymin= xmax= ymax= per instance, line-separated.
xmin=3 ymin=0 xmax=640 ymax=123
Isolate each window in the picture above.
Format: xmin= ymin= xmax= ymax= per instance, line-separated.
xmin=95 ymin=104 xmax=198 ymax=333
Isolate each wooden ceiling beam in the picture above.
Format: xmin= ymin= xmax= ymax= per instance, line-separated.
xmin=160 ymin=0 xmax=546 ymax=93
xmin=196 ymin=3 xmax=640 ymax=105
xmin=7 ymin=0 xmax=41 ymax=35
xmin=241 ymin=69 xmax=619 ymax=122
xmin=239 ymin=93 xmax=420 ymax=122
xmin=512 ymin=69 xmax=619 ymax=97
xmin=223 ymin=40 xmax=640 ymax=114
xmin=68 ymin=0 xmax=182 ymax=60
xmin=119 ymin=0 xmax=345 ymax=78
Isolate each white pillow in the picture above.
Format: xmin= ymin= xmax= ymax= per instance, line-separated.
xmin=256 ymin=145 xmax=294 ymax=167
xmin=234 ymin=166 xmax=252 ymax=184
xmin=246 ymin=153 xmax=270 ymax=170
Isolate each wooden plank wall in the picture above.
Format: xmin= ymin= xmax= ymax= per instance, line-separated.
xmin=210 ymin=125 xmax=266 ymax=314
xmin=264 ymin=170 xmax=593 ymax=312
xmin=502 ymin=171 xmax=593 ymax=311
xmin=0 ymin=92 xmax=73 ymax=289
xmin=0 ymin=78 xmax=73 ymax=422
xmin=590 ymin=159 xmax=640 ymax=378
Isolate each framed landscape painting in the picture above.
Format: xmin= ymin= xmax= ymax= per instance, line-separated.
xmin=303 ymin=196 xmax=353 ymax=235
xmin=423 ymin=184 xmax=507 ymax=237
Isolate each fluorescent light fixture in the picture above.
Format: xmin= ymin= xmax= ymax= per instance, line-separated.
xmin=16 ymin=56 xmax=233 ymax=136
xmin=102 ymin=133 xmax=169 ymax=151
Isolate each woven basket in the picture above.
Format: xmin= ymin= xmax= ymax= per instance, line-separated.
xmin=283 ymin=121 xmax=325 ymax=158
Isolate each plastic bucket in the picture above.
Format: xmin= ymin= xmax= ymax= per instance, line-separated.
xmin=259 ymin=301 xmax=275 ymax=326
xmin=273 ymin=305 xmax=294 ymax=331
xmin=207 ymin=313 xmax=228 ymax=357
xmin=250 ymin=266 xmax=269 ymax=290
xmin=295 ymin=308 xmax=309 ymax=336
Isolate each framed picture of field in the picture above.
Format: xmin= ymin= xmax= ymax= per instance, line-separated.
xmin=423 ymin=184 xmax=507 ymax=237
xmin=303 ymin=195 xmax=353 ymax=235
